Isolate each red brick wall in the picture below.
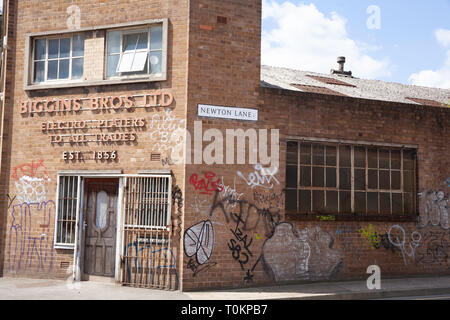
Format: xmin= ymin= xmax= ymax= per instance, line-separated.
xmin=0 ymin=0 xmax=189 ymax=280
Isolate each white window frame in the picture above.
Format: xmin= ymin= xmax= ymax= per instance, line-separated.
xmin=105 ymin=21 xmax=167 ymax=80
xmin=32 ymin=34 xmax=84 ymax=85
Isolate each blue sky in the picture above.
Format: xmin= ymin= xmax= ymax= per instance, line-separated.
xmin=262 ymin=0 xmax=450 ymax=88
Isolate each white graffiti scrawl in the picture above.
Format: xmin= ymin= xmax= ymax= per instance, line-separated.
xmin=15 ymin=176 xmax=48 ymax=203
xmin=419 ymin=190 xmax=449 ymax=230
xmin=237 ymin=164 xmax=280 ymax=189
xmin=184 ymin=220 xmax=214 ymax=265
xmin=149 ymin=109 xmax=185 ymax=159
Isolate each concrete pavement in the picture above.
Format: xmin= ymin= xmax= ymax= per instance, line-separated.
xmin=0 ymin=275 xmax=449 ymax=300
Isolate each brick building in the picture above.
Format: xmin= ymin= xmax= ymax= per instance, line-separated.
xmin=0 ymin=0 xmax=449 ymax=292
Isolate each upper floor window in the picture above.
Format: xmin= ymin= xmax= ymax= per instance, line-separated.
xmin=285 ymin=140 xmax=417 ymax=220
xmin=33 ymin=35 xmax=85 ymax=83
xmin=106 ymin=24 xmax=163 ymax=78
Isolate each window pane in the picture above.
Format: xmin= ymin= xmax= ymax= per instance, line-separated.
xmin=339 ymin=145 xmax=351 ymax=167
xmin=286 ymin=141 xmax=298 ymax=165
xmin=404 ymin=193 xmax=414 ymax=214
xmin=368 ymin=148 xmax=378 ymax=168
xmin=339 ymin=168 xmax=351 ymax=190
xmin=285 ymin=190 xmax=297 ymax=212
xmin=300 ymin=166 xmax=311 ymax=187
xmin=404 ymin=170 xmax=414 ymax=192
xmin=49 ymin=39 xmax=59 ymax=59
xmin=368 ymin=192 xmax=378 ymax=214
xmin=379 ymin=149 xmax=390 ymax=169
xmin=403 ymin=150 xmax=415 ymax=170
xmin=326 ymin=191 xmax=338 ymax=213
xmin=131 ymin=51 xmax=148 ymax=71
xmin=149 ymin=51 xmax=162 ymax=74
xmin=124 ymin=33 xmax=139 ymax=51
xmin=136 ymin=32 xmax=148 ymax=50
xmin=392 ymin=193 xmax=403 ymax=215
xmin=300 ymin=143 xmax=311 ymax=164
xmin=368 ymin=169 xmax=378 ymax=189
xmin=354 ymin=146 xmax=366 ymax=168
xmin=117 ymin=52 xmax=134 ymax=72
xmin=312 ymin=166 xmax=324 ymax=187
xmin=379 ymin=170 xmax=390 ymax=190
xmin=326 ymin=167 xmax=336 ymax=188
xmin=150 ymin=25 xmax=163 ymax=50
xmin=391 ymin=171 xmax=401 ymax=190
xmin=313 ymin=191 xmax=324 ymax=213
xmin=34 ymin=61 xmax=45 ymax=82
xmin=60 ymin=38 xmax=70 ymax=58
xmin=312 ymin=145 xmax=324 ymax=165
xmin=391 ymin=150 xmax=401 ymax=169
xmin=107 ymin=31 xmax=121 ymax=54
xmin=72 ymin=34 xmax=85 ymax=57
xmin=339 ymin=191 xmax=351 ymax=213
xmin=58 ymin=59 xmax=70 ymax=79
xmin=380 ymin=193 xmax=391 ymax=214
xmin=355 ymin=169 xmax=365 ymax=190
xmin=299 ymin=190 xmax=311 ymax=214
xmin=286 ymin=165 xmax=298 ymax=188
xmin=326 ymin=146 xmax=336 ymax=166
xmin=47 ymin=60 xmax=58 ymax=80
xmin=72 ymin=57 xmax=84 ymax=79
xmin=34 ymin=39 xmax=46 ymax=60
xmin=355 ymin=192 xmax=366 ymax=214
xmin=107 ymin=55 xmax=120 ymax=77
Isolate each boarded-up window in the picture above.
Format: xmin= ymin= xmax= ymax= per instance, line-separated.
xmin=285 ymin=141 xmax=417 ymax=217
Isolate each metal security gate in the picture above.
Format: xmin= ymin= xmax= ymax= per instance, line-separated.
xmin=120 ymin=176 xmax=178 ymax=290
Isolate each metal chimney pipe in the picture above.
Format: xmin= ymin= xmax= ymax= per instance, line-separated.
xmin=337 ymin=56 xmax=346 ymax=72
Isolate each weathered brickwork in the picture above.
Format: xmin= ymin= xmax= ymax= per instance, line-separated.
xmin=0 ymin=0 xmax=449 ymax=292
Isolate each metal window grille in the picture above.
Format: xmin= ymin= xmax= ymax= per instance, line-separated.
xmin=286 ymin=141 xmax=417 ymax=217
xmin=55 ymin=176 xmax=79 ymax=246
xmin=124 ymin=176 xmax=171 ymax=229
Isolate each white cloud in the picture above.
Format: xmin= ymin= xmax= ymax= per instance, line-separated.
xmin=408 ymin=29 xmax=450 ymax=89
xmin=261 ymin=1 xmax=391 ymax=79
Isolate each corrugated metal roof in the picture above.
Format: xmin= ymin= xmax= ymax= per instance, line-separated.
xmin=261 ymin=65 xmax=450 ymax=107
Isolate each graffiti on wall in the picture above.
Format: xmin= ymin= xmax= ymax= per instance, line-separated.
xmin=11 ymin=160 xmax=51 ymax=204
xmin=189 ymin=172 xmax=223 ymax=195
xmin=237 ymin=164 xmax=280 ymax=189
xmin=262 ymin=223 xmax=343 ymax=282
xmin=388 ymin=225 xmax=422 ymax=266
xmin=149 ymin=109 xmax=185 ymax=160
xmin=358 ymin=224 xmax=381 ymax=250
xmin=419 ymin=190 xmax=449 ymax=230
xmin=416 ymin=230 xmax=449 ymax=265
xmin=8 ymin=200 xmax=55 ymax=273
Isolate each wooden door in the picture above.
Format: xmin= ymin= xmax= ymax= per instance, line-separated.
xmin=83 ymin=179 xmax=118 ymax=277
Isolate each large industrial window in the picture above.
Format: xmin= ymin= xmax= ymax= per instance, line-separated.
xmin=106 ymin=24 xmax=164 ymax=78
xmin=55 ymin=176 xmax=80 ymax=247
xmin=32 ymin=35 xmax=85 ymax=83
xmin=285 ymin=141 xmax=417 ymax=219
